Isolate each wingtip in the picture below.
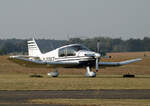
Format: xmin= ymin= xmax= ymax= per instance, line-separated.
xmin=136 ymin=58 xmax=142 ymax=61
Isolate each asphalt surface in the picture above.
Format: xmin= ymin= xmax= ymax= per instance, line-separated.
xmin=0 ymin=90 xmax=150 ymax=106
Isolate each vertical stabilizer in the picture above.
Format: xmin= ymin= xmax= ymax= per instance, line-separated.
xmin=27 ymin=38 xmax=42 ymax=57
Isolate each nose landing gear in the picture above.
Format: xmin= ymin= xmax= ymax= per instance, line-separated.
xmin=85 ymin=66 xmax=96 ymax=77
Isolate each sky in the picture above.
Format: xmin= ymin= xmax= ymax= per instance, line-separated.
xmin=0 ymin=0 xmax=150 ymax=40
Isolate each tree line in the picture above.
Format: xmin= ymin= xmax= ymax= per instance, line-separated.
xmin=0 ymin=37 xmax=150 ymax=55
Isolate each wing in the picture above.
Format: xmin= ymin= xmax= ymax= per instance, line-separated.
xmin=99 ymin=58 xmax=142 ymax=67
xmin=9 ymin=55 xmax=79 ymax=68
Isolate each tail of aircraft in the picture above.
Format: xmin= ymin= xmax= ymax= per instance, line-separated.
xmin=27 ymin=38 xmax=42 ymax=57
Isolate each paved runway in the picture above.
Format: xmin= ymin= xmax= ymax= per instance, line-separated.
xmin=0 ymin=90 xmax=150 ymax=105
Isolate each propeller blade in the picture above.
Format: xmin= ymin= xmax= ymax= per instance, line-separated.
xmin=96 ymin=40 xmax=101 ymax=72
xmin=97 ymin=40 xmax=100 ymax=53
xmin=96 ymin=58 xmax=99 ymax=72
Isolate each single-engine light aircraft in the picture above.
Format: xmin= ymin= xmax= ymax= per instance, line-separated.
xmin=9 ymin=38 xmax=142 ymax=77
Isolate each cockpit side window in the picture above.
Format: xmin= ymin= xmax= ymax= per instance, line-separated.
xmin=59 ymin=47 xmax=76 ymax=57
xmin=66 ymin=47 xmax=76 ymax=56
xmin=59 ymin=48 xmax=66 ymax=57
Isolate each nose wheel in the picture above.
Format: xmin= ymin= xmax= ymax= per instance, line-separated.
xmin=85 ymin=66 xmax=96 ymax=77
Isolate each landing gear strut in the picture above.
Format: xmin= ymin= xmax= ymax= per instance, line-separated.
xmin=85 ymin=66 xmax=96 ymax=77
xmin=47 ymin=69 xmax=59 ymax=77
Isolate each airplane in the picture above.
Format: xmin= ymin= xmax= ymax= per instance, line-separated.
xmin=9 ymin=38 xmax=142 ymax=77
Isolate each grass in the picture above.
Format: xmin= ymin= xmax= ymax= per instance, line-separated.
xmin=1 ymin=74 xmax=150 ymax=90
xmin=0 ymin=52 xmax=149 ymax=90
xmin=0 ymin=52 xmax=150 ymax=105
xmin=29 ymin=99 xmax=150 ymax=106
xmin=2 ymin=51 xmax=150 ymax=75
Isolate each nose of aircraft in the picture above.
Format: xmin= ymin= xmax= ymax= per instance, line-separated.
xmin=78 ymin=50 xmax=101 ymax=58
xmin=94 ymin=53 xmax=101 ymax=58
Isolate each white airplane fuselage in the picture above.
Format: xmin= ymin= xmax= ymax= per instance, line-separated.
xmin=36 ymin=44 xmax=99 ymax=68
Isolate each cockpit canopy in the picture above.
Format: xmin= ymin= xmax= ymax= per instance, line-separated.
xmin=58 ymin=44 xmax=89 ymax=57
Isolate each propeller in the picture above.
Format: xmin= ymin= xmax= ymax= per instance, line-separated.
xmin=95 ymin=40 xmax=101 ymax=72
xmin=97 ymin=40 xmax=100 ymax=53
xmin=84 ymin=40 xmax=101 ymax=72
xmin=95 ymin=57 xmax=99 ymax=72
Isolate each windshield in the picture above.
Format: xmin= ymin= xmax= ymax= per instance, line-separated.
xmin=71 ymin=45 xmax=89 ymax=51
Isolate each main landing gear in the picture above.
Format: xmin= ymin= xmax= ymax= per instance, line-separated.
xmin=85 ymin=66 xmax=96 ymax=77
xmin=47 ymin=69 xmax=59 ymax=77
xmin=48 ymin=67 xmax=96 ymax=77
